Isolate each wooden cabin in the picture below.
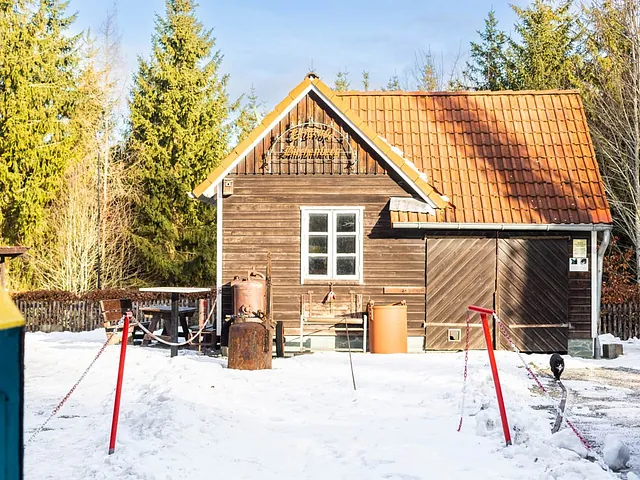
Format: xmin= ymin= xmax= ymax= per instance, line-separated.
xmin=192 ymin=73 xmax=612 ymax=357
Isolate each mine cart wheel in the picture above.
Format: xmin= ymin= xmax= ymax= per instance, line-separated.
xmin=275 ymin=321 xmax=285 ymax=357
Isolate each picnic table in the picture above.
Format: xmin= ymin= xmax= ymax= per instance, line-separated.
xmin=139 ymin=305 xmax=197 ymax=346
xmin=139 ymin=287 xmax=212 ymax=357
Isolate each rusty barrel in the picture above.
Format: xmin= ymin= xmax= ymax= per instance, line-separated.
xmin=227 ymin=321 xmax=272 ymax=370
xmin=370 ymin=302 xmax=408 ymax=354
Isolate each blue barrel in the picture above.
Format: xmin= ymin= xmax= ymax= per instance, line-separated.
xmin=0 ymin=289 xmax=25 ymax=480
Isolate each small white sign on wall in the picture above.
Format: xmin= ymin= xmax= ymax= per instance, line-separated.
xmin=572 ymin=239 xmax=588 ymax=258
xmin=569 ymin=257 xmax=589 ymax=272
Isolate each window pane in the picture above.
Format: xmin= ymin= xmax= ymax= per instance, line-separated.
xmin=336 ymin=236 xmax=356 ymax=254
xmin=336 ymin=256 xmax=356 ymax=276
xmin=336 ymin=213 xmax=356 ymax=232
xmin=309 ymin=214 xmax=328 ymax=232
xmin=308 ymin=235 xmax=328 ymax=254
xmin=309 ymin=256 xmax=328 ymax=275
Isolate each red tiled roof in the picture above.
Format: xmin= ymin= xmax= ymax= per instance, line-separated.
xmin=338 ymin=90 xmax=611 ymax=225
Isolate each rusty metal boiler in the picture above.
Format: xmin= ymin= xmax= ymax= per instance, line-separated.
xmin=231 ymin=270 xmax=266 ymax=316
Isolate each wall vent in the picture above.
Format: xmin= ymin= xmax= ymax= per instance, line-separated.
xmin=448 ymin=328 xmax=461 ymax=342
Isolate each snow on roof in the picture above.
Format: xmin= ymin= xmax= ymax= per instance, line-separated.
xmin=377 ymin=135 xmax=428 ymax=182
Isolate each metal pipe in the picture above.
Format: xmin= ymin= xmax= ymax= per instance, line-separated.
xmin=97 ymin=151 xmax=101 ymax=290
xmin=468 ymin=305 xmax=495 ymax=315
xmin=170 ymin=292 xmax=179 ymax=358
xmin=392 ymin=222 xmax=612 ymax=232
xmin=216 ymin=184 xmax=223 ymax=337
xmin=594 ymin=229 xmax=612 ymax=359
xmin=109 ymin=312 xmax=130 ymax=455
xmin=591 ymin=230 xmax=598 ymax=354
xmin=480 ymin=312 xmax=512 ymax=446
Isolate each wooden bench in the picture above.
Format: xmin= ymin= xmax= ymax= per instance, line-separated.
xmin=298 ymin=292 xmax=367 ymax=352
xmin=99 ymin=299 xmax=148 ymax=345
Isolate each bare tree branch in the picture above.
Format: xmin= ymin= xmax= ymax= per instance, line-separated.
xmin=585 ymin=0 xmax=640 ymax=279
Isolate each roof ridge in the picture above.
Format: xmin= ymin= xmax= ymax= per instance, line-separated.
xmin=336 ymin=89 xmax=581 ymax=96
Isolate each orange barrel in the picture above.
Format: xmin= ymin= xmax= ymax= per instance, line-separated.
xmin=370 ymin=301 xmax=408 ymax=354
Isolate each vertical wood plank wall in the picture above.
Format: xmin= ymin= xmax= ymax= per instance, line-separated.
xmin=568 ymin=234 xmax=592 ymax=339
xmin=234 ymin=92 xmax=387 ymax=176
xmin=496 ymin=238 xmax=570 ymax=352
xmin=425 ymin=237 xmax=496 ymax=350
xmin=422 ymin=233 xmax=592 ymax=351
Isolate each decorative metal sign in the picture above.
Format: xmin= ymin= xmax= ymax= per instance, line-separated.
xmin=263 ymin=119 xmax=356 ymax=172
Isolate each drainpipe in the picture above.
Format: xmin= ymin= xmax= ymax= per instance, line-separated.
xmin=593 ymin=228 xmax=612 ymax=359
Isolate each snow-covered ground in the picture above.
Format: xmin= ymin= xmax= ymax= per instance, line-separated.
xmin=23 ymin=331 xmax=640 ymax=480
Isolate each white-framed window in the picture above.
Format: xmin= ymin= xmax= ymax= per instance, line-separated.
xmin=300 ymin=207 xmax=364 ymax=283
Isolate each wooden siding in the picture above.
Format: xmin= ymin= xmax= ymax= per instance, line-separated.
xmin=233 ymin=91 xmax=388 ymax=176
xmin=497 ymin=238 xmax=569 ymax=353
xmin=423 ymin=234 xmax=589 ymax=352
xmin=495 ymin=233 xmax=591 ymax=341
xmin=568 ymin=234 xmax=592 ymax=339
xmin=425 ymin=238 xmax=496 ymax=350
xmin=222 ymin=175 xmax=426 ymax=338
xmin=217 ymin=87 xmax=595 ymax=349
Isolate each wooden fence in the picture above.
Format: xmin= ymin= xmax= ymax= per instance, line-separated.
xmin=15 ymin=298 xmax=201 ymax=333
xmin=14 ymin=298 xmax=640 ymax=341
xmin=599 ymin=303 xmax=640 ymax=340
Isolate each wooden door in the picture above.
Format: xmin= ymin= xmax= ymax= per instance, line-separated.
xmin=497 ymin=238 xmax=569 ymax=353
xmin=425 ymin=238 xmax=496 ymax=350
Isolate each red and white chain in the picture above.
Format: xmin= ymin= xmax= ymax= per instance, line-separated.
xmin=26 ymin=301 xmax=217 ymax=446
xmin=493 ymin=313 xmax=609 ymax=470
xmin=457 ymin=311 xmax=471 ymax=432
xmin=25 ymin=327 xmax=116 ymax=446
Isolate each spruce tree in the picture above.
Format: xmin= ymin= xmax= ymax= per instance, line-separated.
xmin=385 ymin=74 xmax=402 ymax=91
xmin=234 ymin=86 xmax=263 ymax=143
xmin=0 ymin=0 xmax=80 ymax=248
xmin=413 ymin=49 xmax=439 ymax=91
xmin=463 ymin=9 xmax=510 ymax=90
xmin=361 ymin=70 xmax=370 ymax=91
xmin=334 ymin=69 xmax=351 ymax=91
xmin=509 ymin=0 xmax=583 ymax=90
xmin=126 ymin=0 xmax=232 ymax=285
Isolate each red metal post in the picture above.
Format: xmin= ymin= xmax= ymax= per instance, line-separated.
xmin=480 ymin=312 xmax=512 ymax=446
xmin=108 ymin=312 xmax=130 ymax=455
xmin=468 ymin=305 xmax=495 ymax=315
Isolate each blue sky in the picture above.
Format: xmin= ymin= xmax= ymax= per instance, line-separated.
xmin=68 ymin=0 xmax=527 ymax=109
